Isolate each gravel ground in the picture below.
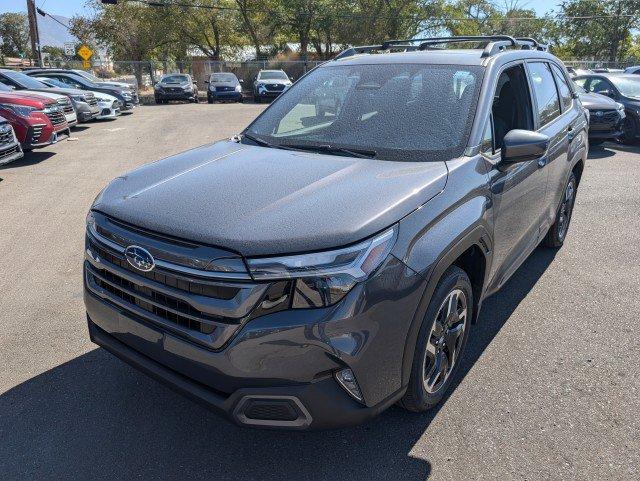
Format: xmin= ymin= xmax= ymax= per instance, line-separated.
xmin=1 ymin=103 xmax=638 ymax=481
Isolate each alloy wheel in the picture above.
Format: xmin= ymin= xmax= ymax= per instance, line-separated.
xmin=557 ymin=178 xmax=576 ymax=241
xmin=423 ymin=288 xmax=468 ymax=394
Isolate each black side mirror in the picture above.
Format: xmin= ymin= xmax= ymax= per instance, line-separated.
xmin=204 ymin=79 xmax=209 ymax=84
xmin=239 ymin=79 xmax=244 ymax=84
xmin=502 ymin=130 xmax=550 ymax=163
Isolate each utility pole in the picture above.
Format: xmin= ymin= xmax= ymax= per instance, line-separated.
xmin=26 ymin=0 xmax=43 ymax=67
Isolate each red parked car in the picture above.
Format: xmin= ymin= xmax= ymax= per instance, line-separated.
xmin=0 ymin=90 xmax=69 ymax=150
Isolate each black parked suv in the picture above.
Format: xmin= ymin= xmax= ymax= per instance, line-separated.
xmin=573 ymin=73 xmax=640 ymax=144
xmin=84 ymin=36 xmax=587 ymax=429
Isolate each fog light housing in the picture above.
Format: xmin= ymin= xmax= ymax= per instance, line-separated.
xmin=335 ymin=368 xmax=363 ymax=403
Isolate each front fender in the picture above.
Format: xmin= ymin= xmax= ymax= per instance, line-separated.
xmin=390 ymin=156 xmax=493 ymax=387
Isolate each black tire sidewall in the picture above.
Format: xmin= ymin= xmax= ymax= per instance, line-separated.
xmin=405 ymin=266 xmax=473 ymax=411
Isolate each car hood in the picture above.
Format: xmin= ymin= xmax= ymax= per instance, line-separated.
xmin=211 ymin=81 xmax=238 ymax=88
xmin=92 ymin=91 xmax=117 ymax=102
xmin=39 ymin=86 xmax=86 ymax=96
xmin=99 ymin=80 xmax=133 ymax=90
xmin=578 ymin=92 xmax=618 ymax=109
xmin=21 ymin=89 xmax=66 ymax=101
xmin=93 ymin=140 xmax=448 ymax=256
xmin=257 ymin=79 xmax=291 ymax=85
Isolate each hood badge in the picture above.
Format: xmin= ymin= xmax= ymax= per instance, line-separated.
xmin=124 ymin=245 xmax=155 ymax=272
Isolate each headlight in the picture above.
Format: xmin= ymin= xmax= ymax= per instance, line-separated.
xmin=0 ymin=103 xmax=38 ymax=118
xmin=247 ymin=227 xmax=397 ymax=308
xmin=122 ymin=91 xmax=132 ymax=99
xmin=72 ymin=95 xmax=86 ymax=102
xmin=43 ymin=105 xmax=60 ymax=114
xmin=183 ymin=85 xmax=193 ymax=91
xmin=154 ymin=84 xmax=162 ymax=90
xmin=235 ymin=84 xmax=242 ymax=92
xmin=616 ymin=102 xmax=625 ymax=111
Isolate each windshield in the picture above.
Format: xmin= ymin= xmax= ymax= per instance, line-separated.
xmin=39 ymin=77 xmax=67 ymax=88
xmin=162 ymin=75 xmax=189 ymax=84
xmin=3 ymin=70 xmax=49 ymax=90
xmin=211 ymin=73 xmax=237 ymax=83
xmin=609 ymin=76 xmax=640 ymax=98
xmin=245 ymin=63 xmax=483 ymax=162
xmin=259 ymin=71 xmax=288 ymax=80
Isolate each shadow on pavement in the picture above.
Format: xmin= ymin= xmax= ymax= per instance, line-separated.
xmin=0 ymin=150 xmax=56 ymax=170
xmin=0 ymin=249 xmax=557 ymax=481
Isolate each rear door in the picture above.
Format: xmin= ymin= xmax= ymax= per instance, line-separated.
xmin=524 ymin=61 xmax=572 ymax=235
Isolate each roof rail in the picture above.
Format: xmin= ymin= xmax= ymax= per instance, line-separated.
xmin=334 ymin=35 xmax=551 ymax=60
xmin=515 ymin=37 xmax=549 ymax=52
xmin=334 ymin=43 xmax=419 ymax=60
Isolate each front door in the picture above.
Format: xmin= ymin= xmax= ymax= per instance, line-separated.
xmin=485 ymin=63 xmax=550 ymax=290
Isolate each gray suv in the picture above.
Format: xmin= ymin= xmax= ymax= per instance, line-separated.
xmin=84 ymin=36 xmax=587 ymax=429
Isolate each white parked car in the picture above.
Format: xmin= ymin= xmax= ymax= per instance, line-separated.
xmin=93 ymin=92 xmax=121 ymax=120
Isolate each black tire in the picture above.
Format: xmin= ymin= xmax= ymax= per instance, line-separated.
xmin=254 ymin=94 xmax=260 ymax=103
xmin=207 ymin=96 xmax=213 ymax=104
xmin=620 ymin=114 xmax=639 ymax=145
xmin=399 ymin=266 xmax=473 ymax=412
xmin=589 ymin=139 xmax=605 ymax=146
xmin=543 ymin=171 xmax=577 ymax=248
xmin=154 ymin=97 xmax=161 ymax=104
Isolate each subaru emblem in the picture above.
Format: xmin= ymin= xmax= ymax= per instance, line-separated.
xmin=124 ymin=245 xmax=155 ymax=272
xmin=595 ymin=110 xmax=603 ymax=117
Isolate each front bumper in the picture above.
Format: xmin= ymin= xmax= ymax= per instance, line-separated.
xmin=76 ymin=102 xmax=101 ymax=122
xmin=84 ymin=253 xmax=423 ymax=429
xmin=0 ymin=141 xmax=23 ymax=166
xmin=155 ymin=90 xmax=197 ymax=101
xmin=210 ymin=90 xmax=242 ymax=101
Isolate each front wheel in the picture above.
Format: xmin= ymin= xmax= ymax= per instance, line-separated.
xmin=399 ymin=266 xmax=472 ymax=412
xmin=543 ymin=172 xmax=577 ymax=248
xmin=620 ymin=115 xmax=639 ymax=145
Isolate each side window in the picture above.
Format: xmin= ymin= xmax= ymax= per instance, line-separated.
xmin=492 ymin=64 xmax=533 ymax=150
xmin=573 ymin=77 xmax=588 ymax=89
xmin=0 ymin=77 xmax=20 ymax=89
xmin=528 ymin=62 xmax=561 ymax=126
xmin=550 ymin=64 xmax=572 ymax=110
xmin=480 ymin=117 xmax=493 ymax=156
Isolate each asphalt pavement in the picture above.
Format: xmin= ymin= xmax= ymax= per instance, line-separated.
xmin=1 ymin=103 xmax=638 ymax=480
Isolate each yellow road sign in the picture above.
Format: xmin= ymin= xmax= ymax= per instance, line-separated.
xmin=82 ymin=59 xmax=91 ymax=70
xmin=77 ymin=45 xmax=93 ymax=61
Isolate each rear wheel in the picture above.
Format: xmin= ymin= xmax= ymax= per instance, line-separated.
xmin=399 ymin=266 xmax=472 ymax=412
xmin=543 ymin=172 xmax=577 ymax=248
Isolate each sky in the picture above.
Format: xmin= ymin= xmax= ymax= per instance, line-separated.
xmin=3 ymin=0 xmax=565 ymax=18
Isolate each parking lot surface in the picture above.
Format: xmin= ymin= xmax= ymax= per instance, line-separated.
xmin=1 ymin=103 xmax=639 ymax=481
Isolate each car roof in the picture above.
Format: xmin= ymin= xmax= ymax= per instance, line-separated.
xmin=574 ymin=73 xmax=638 ymax=80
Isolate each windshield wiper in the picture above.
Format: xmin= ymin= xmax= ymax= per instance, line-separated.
xmin=279 ymin=143 xmax=377 ymax=159
xmin=242 ymin=132 xmax=276 ymax=148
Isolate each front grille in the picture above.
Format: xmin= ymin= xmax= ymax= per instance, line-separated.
xmin=215 ymin=86 xmax=234 ymax=92
xmin=87 ymin=97 xmax=98 ymax=106
xmin=590 ymin=109 xmax=619 ymax=124
xmin=87 ymin=261 xmax=217 ymax=335
xmin=265 ymin=84 xmax=285 ymax=91
xmin=89 ymin=239 xmax=239 ymax=300
xmin=0 ymin=125 xmax=13 ymax=145
xmin=45 ymin=109 xmax=66 ymax=126
xmin=57 ymin=98 xmax=74 ymax=114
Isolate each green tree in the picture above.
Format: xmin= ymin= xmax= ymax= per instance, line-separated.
xmin=0 ymin=12 xmax=30 ymax=58
xmin=558 ymin=0 xmax=640 ymax=61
